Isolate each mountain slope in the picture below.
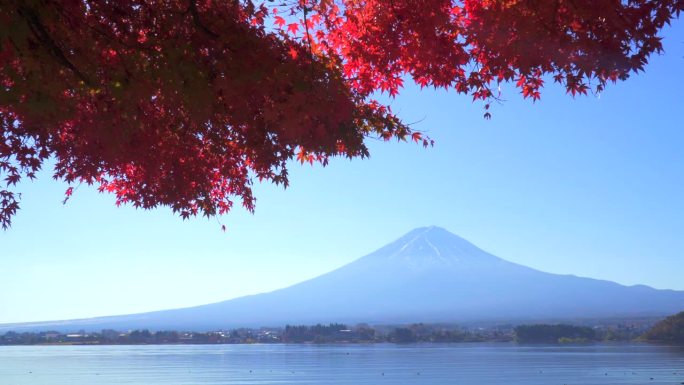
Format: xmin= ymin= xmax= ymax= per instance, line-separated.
xmin=3 ymin=226 xmax=683 ymax=331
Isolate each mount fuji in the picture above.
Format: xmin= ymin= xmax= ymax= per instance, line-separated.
xmin=3 ymin=226 xmax=683 ymax=331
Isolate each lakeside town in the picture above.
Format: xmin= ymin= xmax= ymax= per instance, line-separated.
xmin=0 ymin=319 xmax=664 ymax=346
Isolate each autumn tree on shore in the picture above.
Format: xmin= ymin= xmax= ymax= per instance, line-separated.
xmin=642 ymin=311 xmax=684 ymax=343
xmin=2 ymin=0 xmax=682 ymax=228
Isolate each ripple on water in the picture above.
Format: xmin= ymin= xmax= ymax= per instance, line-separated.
xmin=0 ymin=343 xmax=683 ymax=385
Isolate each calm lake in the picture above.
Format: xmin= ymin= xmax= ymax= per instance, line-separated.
xmin=1 ymin=343 xmax=683 ymax=385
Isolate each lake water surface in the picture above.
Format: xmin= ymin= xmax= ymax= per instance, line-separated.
xmin=1 ymin=343 xmax=683 ymax=385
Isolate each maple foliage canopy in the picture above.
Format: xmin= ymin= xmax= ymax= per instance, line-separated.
xmin=1 ymin=0 xmax=682 ymax=228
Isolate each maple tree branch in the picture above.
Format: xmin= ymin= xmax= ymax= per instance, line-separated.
xmin=188 ymin=0 xmax=220 ymax=39
xmin=16 ymin=5 xmax=91 ymax=86
xmin=86 ymin=22 xmax=157 ymax=52
xmin=303 ymin=6 xmax=314 ymax=57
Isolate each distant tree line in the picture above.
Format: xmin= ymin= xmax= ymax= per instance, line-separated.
xmin=514 ymin=324 xmax=597 ymax=343
xmin=283 ymin=323 xmax=371 ymax=343
xmin=387 ymin=323 xmax=510 ymax=343
xmin=0 ymin=323 xmax=505 ymax=345
xmin=0 ymin=317 xmax=671 ymax=346
xmin=0 ymin=328 xmax=280 ymax=345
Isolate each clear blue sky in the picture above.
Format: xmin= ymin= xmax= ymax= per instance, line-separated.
xmin=1 ymin=22 xmax=683 ymax=324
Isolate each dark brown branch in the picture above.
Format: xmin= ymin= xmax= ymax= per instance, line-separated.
xmin=303 ymin=6 xmax=314 ymax=57
xmin=188 ymin=0 xmax=220 ymax=39
xmin=17 ymin=5 xmax=91 ymax=86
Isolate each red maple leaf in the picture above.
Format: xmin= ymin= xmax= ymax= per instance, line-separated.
xmin=287 ymin=23 xmax=300 ymax=35
xmin=274 ymin=15 xmax=286 ymax=28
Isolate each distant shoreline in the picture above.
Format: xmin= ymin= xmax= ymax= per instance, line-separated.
xmin=3 ymin=341 xmax=681 ymax=348
xmin=1 ymin=321 xmax=662 ymax=346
